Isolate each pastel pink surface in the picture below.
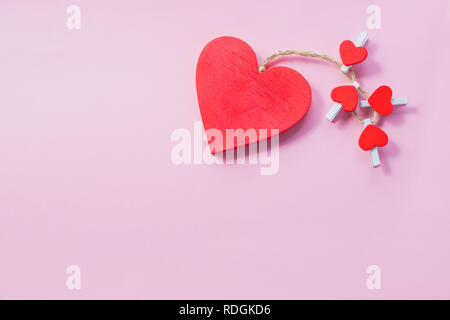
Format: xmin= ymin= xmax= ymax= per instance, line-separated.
xmin=0 ymin=0 xmax=450 ymax=299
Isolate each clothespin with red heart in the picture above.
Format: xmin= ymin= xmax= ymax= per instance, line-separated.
xmin=359 ymin=119 xmax=388 ymax=167
xmin=340 ymin=32 xmax=368 ymax=73
xmin=326 ymin=81 xmax=360 ymax=122
xmin=359 ymin=85 xmax=408 ymax=116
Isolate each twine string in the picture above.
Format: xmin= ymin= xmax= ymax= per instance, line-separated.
xmin=258 ymin=50 xmax=378 ymax=124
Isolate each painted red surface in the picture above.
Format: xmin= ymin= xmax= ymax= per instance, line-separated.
xmin=196 ymin=36 xmax=312 ymax=153
xmin=331 ymin=85 xmax=359 ymax=112
xmin=339 ymin=40 xmax=368 ymax=66
xmin=368 ymin=85 xmax=393 ymax=116
xmin=358 ymin=124 xmax=389 ymax=150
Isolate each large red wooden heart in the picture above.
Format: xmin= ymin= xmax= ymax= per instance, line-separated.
xmin=368 ymin=85 xmax=393 ymax=116
xmin=358 ymin=124 xmax=388 ymax=151
xmin=339 ymin=40 xmax=368 ymax=66
xmin=196 ymin=36 xmax=311 ymax=153
xmin=331 ymin=85 xmax=358 ymax=112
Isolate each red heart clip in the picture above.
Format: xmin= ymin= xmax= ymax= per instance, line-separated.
xmin=358 ymin=125 xmax=388 ymax=151
xmin=339 ymin=40 xmax=368 ymax=66
xmin=331 ymin=85 xmax=358 ymax=112
xmin=368 ymin=86 xmax=393 ymax=116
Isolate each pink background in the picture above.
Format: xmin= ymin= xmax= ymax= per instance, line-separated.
xmin=1 ymin=0 xmax=449 ymax=299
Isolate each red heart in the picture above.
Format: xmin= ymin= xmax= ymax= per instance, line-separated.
xmin=196 ymin=37 xmax=311 ymax=153
xmin=368 ymin=86 xmax=393 ymax=116
xmin=358 ymin=125 xmax=388 ymax=151
xmin=339 ymin=40 xmax=368 ymax=66
xmin=330 ymin=85 xmax=358 ymax=112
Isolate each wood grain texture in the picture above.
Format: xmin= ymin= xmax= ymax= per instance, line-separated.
xmin=196 ymin=36 xmax=312 ymax=153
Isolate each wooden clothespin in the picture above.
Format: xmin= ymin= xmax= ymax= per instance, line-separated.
xmin=359 ymin=118 xmax=389 ymax=168
xmin=340 ymin=32 xmax=369 ymax=73
xmin=359 ymin=86 xmax=408 ymax=116
xmin=326 ymin=81 xmax=360 ymax=122
xmin=360 ymin=97 xmax=408 ymax=108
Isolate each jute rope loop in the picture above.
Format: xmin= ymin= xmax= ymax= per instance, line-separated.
xmin=259 ymin=50 xmax=378 ymax=124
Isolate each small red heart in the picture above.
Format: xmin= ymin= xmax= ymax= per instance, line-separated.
xmin=358 ymin=125 xmax=388 ymax=151
xmin=368 ymin=86 xmax=393 ymax=116
xmin=330 ymin=85 xmax=358 ymax=112
xmin=196 ymin=37 xmax=312 ymax=153
xmin=339 ymin=40 xmax=368 ymax=66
